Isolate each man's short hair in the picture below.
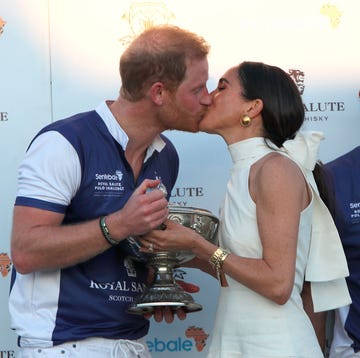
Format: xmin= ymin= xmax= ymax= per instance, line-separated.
xmin=120 ymin=25 xmax=210 ymax=101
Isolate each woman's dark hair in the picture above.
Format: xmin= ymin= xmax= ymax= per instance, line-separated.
xmin=237 ymin=61 xmax=334 ymax=213
xmin=237 ymin=61 xmax=304 ymax=147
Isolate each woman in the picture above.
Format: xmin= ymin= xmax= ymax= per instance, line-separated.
xmin=140 ymin=62 xmax=351 ymax=357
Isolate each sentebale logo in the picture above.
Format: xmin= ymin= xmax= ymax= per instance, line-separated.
xmin=0 ymin=253 xmax=12 ymax=277
xmin=0 ymin=16 xmax=6 ymax=36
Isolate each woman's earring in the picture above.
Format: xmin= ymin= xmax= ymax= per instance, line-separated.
xmin=240 ymin=115 xmax=252 ymax=127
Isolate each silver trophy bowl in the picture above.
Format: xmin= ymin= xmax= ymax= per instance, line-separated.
xmin=127 ymin=205 xmax=219 ymax=315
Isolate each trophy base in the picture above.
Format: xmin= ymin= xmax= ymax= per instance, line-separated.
xmin=127 ymin=282 xmax=202 ymax=315
xmin=127 ymin=301 xmax=202 ymax=315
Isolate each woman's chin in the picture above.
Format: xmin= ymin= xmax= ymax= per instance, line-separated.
xmin=198 ymin=120 xmax=212 ymax=133
xmin=199 ymin=125 xmax=215 ymax=134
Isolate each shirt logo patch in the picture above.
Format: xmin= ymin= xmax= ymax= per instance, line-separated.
xmin=94 ymin=171 xmax=125 ymax=196
xmin=349 ymin=201 xmax=360 ymax=223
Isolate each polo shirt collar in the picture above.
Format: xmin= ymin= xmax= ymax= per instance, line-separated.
xmin=96 ymin=101 xmax=166 ymax=162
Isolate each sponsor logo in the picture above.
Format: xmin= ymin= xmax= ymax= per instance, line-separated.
xmin=350 ymin=201 xmax=360 ymax=223
xmin=288 ymin=68 xmax=346 ymax=122
xmin=94 ymin=170 xmax=125 ymax=196
xmin=147 ymin=326 xmax=210 ymax=353
xmin=175 ymin=279 xmax=200 ymax=294
xmin=119 ymin=1 xmax=175 ymax=45
xmin=89 ymin=277 xmax=146 ymax=303
xmin=95 ymin=170 xmax=123 ymax=181
xmin=174 ymin=268 xmax=200 ymax=293
xmin=0 ymin=16 xmax=6 ymax=36
xmin=0 ymin=253 xmax=12 ymax=278
xmin=289 ymin=69 xmax=305 ymax=95
xmin=320 ymin=4 xmax=342 ymax=28
xmin=303 ymin=101 xmax=345 ymax=122
xmin=147 ymin=337 xmax=193 ymax=353
xmin=170 ymin=186 xmax=204 ymax=206
xmin=89 ymin=279 xmax=145 ymax=292
xmin=0 ymin=112 xmax=9 ymax=121
xmin=185 ymin=326 xmax=209 ymax=352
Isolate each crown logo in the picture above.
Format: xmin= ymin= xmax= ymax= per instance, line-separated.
xmin=119 ymin=1 xmax=175 ymax=45
xmin=288 ymin=69 xmax=305 ymax=95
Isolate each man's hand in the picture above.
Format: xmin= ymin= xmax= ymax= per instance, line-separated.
xmin=144 ymin=307 xmax=187 ymax=323
xmin=107 ymin=179 xmax=169 ymax=241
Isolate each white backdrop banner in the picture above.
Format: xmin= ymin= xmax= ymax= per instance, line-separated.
xmin=1 ymin=1 xmax=359 ymax=357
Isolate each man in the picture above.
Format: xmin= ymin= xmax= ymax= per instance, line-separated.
xmin=327 ymin=146 xmax=360 ymax=358
xmin=9 ymin=25 xmax=211 ymax=357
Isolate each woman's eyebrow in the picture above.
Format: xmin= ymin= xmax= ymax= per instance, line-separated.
xmin=219 ymin=77 xmax=230 ymax=85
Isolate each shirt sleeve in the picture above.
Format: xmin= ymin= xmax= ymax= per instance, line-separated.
xmin=15 ymin=131 xmax=81 ymax=211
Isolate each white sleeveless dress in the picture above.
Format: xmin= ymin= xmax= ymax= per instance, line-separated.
xmin=207 ymin=135 xmax=348 ymax=358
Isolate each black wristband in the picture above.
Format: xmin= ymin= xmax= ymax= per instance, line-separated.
xmin=99 ymin=216 xmax=119 ymax=246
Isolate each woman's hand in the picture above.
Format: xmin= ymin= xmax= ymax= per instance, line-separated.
xmin=138 ymin=219 xmax=200 ymax=253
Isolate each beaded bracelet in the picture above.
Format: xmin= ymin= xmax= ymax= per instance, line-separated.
xmin=209 ymin=247 xmax=231 ymax=286
xmin=99 ymin=216 xmax=120 ymax=246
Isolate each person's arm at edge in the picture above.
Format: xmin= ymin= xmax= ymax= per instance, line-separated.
xmin=301 ymin=280 xmax=327 ymax=352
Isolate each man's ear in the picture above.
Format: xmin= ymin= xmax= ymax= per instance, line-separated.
xmin=149 ymin=82 xmax=166 ymax=105
xmin=247 ymin=98 xmax=263 ymax=117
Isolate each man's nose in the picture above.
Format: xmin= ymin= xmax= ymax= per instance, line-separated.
xmin=200 ymin=89 xmax=213 ymax=106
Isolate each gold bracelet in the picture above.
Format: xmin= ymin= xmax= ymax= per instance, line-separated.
xmin=209 ymin=247 xmax=230 ymax=284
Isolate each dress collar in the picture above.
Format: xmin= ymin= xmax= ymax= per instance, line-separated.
xmin=228 ymin=137 xmax=274 ymax=166
xmin=228 ymin=131 xmax=324 ymax=173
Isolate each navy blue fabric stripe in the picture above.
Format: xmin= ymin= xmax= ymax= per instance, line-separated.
xmin=15 ymin=196 xmax=67 ymax=213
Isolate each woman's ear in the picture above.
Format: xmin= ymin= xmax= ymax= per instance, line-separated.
xmin=248 ymin=99 xmax=263 ymax=117
xmin=149 ymin=82 xmax=165 ymax=105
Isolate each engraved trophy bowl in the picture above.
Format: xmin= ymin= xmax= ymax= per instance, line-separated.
xmin=126 ymin=205 xmax=219 ymax=315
